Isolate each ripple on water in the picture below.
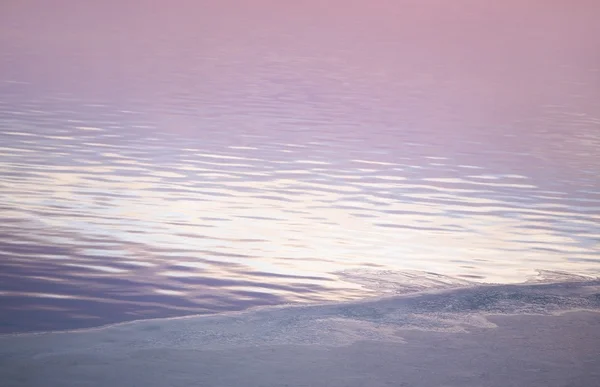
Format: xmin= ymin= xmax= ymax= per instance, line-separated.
xmin=1 ymin=0 xmax=599 ymax=333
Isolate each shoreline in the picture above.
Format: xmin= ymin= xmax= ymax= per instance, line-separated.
xmin=2 ymin=270 xmax=597 ymax=337
xmin=2 ymin=274 xmax=598 ymax=340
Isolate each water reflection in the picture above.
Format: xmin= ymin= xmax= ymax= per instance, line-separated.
xmin=1 ymin=1 xmax=599 ymax=332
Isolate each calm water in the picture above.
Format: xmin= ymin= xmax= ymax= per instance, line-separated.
xmin=1 ymin=1 xmax=599 ymax=333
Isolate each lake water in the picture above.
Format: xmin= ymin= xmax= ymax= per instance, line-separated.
xmin=1 ymin=1 xmax=599 ymax=334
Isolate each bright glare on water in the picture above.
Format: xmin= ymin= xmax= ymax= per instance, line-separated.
xmin=0 ymin=0 xmax=599 ymax=333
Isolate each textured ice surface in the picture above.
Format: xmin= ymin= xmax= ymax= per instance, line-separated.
xmin=1 ymin=271 xmax=599 ymax=387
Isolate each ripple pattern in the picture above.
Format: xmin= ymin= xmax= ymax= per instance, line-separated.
xmin=1 ymin=1 xmax=599 ymax=332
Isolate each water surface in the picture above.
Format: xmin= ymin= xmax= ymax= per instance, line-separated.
xmin=0 ymin=0 xmax=599 ymax=333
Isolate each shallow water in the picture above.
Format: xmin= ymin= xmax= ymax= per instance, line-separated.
xmin=1 ymin=1 xmax=599 ymax=333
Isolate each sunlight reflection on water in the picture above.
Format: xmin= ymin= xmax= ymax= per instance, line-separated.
xmin=0 ymin=0 xmax=599 ymax=332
